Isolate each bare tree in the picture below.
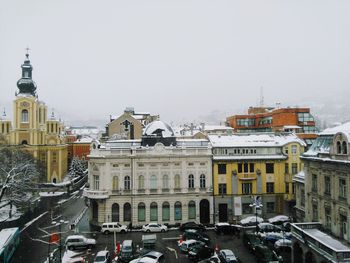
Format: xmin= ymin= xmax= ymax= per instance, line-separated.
xmin=0 ymin=147 xmax=39 ymax=217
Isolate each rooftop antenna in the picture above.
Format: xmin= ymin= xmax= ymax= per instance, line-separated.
xmin=259 ymin=86 xmax=264 ymax=107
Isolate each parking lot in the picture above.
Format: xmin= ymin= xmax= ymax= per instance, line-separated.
xmin=70 ymin=228 xmax=258 ymax=262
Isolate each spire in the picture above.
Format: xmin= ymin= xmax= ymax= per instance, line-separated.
xmin=16 ymin=49 xmax=37 ymax=96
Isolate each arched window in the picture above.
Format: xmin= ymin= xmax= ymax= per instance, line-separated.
xmin=123 ymin=203 xmax=131 ymax=221
xmin=174 ymin=201 xmax=182 ymax=220
xmin=112 ymin=176 xmax=118 ymax=190
xmin=188 ymin=201 xmax=196 ymax=219
xmin=150 ymin=175 xmax=157 ymax=189
xmin=200 ymin=174 xmax=206 ymax=188
xmin=342 ymin=141 xmax=348 ymax=154
xmin=112 ymin=203 xmax=120 ymax=222
xmin=138 ymin=175 xmax=144 ymax=189
xmin=188 ymin=174 xmax=194 ymax=189
xmin=162 ymin=175 xmax=169 ymax=189
xmin=124 ymin=176 xmax=130 ymax=190
xmin=138 ymin=203 xmax=145 ymax=222
xmin=162 ymin=202 xmax=170 ymax=221
xmin=337 ymin=141 xmax=342 ymax=154
xmin=150 ymin=202 xmax=158 ymax=221
xmin=21 ymin=109 xmax=29 ymax=123
xmin=174 ymin=174 xmax=180 ymax=189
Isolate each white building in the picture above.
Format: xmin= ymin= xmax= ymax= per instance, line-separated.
xmin=84 ymin=121 xmax=213 ymax=227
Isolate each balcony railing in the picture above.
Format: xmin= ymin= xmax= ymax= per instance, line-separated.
xmin=238 ymin=173 xmax=256 ymax=181
xmin=83 ymin=189 xmax=109 ymax=199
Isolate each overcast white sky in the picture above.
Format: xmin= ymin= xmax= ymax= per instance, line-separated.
xmin=1 ymin=0 xmax=350 ymax=126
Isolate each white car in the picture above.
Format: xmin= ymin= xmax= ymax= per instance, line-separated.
xmin=94 ymin=250 xmax=111 ymax=263
xmin=218 ymin=249 xmax=239 ymax=263
xmin=101 ymin=222 xmax=128 ymax=234
xmin=129 ymin=251 xmax=164 ymax=263
xmin=240 ymin=216 xmax=264 ymax=226
xmin=142 ymin=223 xmax=168 ymax=233
xmin=65 ymin=235 xmax=96 ymax=250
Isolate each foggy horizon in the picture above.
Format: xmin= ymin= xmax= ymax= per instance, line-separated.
xmin=1 ymin=0 xmax=350 ymax=127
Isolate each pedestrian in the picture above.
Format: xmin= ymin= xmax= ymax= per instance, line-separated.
xmin=129 ymin=221 xmax=132 ymax=232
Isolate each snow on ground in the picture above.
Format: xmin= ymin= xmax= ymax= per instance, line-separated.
xmin=39 ymin=192 xmax=65 ymax=197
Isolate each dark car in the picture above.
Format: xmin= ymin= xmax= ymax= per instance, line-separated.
xmin=214 ymin=223 xmax=239 ymax=235
xmin=254 ymin=245 xmax=283 ymax=263
xmin=243 ymin=232 xmax=262 ymax=252
xmin=188 ymin=246 xmax=214 ymax=262
xmin=183 ymin=229 xmax=211 ymax=245
xmin=180 ymin=222 xmax=206 ymax=232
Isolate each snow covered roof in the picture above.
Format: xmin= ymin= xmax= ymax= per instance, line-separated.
xmin=208 ymin=133 xmax=306 ymax=148
xmin=75 ymin=137 xmax=93 ymax=143
xmin=143 ymin=120 xmax=174 ymax=137
xmin=304 ymin=228 xmax=350 ymax=251
xmin=283 ymin=125 xmax=301 ymax=129
xmin=293 ymin=171 xmax=305 ymax=183
xmin=320 ymin=121 xmax=350 ymax=136
xmin=39 ymin=192 xmax=65 ymax=197
xmin=203 ymin=125 xmax=234 ymax=131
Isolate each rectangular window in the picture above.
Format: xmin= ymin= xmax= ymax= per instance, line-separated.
xmin=284 ymin=147 xmax=288 ymax=154
xmin=266 ymin=182 xmax=274 ymax=194
xmin=291 ymin=163 xmax=298 ymax=174
xmin=242 ymin=203 xmax=252 ymax=214
xmin=244 ymin=163 xmax=248 ymax=173
xmin=312 ymin=174 xmax=318 ymax=192
xmin=312 ymin=204 xmax=318 ymax=222
xmin=249 ymin=163 xmax=254 ymax=173
xmin=93 ymin=175 xmax=99 ymax=190
xmin=218 ymin=164 xmax=227 ymax=174
xmin=218 ymin=184 xmax=227 ymax=195
xmin=266 ymin=163 xmax=274 ymax=174
xmin=292 ymin=182 xmax=296 ymax=194
xmin=324 ymin=176 xmax=331 ymax=195
xmin=285 ymin=183 xmax=289 ymax=194
xmin=285 ymin=163 xmax=289 ymax=174
xmin=266 ymin=202 xmax=275 ymax=213
xmin=238 ymin=163 xmax=242 ymax=173
xmin=242 ymin=183 xmax=252 ymax=194
xmin=339 ymin=179 xmax=347 ymax=199
xmin=291 ymin=145 xmax=297 ymax=154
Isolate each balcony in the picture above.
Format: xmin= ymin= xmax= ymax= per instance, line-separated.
xmin=83 ymin=189 xmax=109 ymax=199
xmin=238 ymin=173 xmax=256 ymax=181
xmin=292 ymin=222 xmax=350 ymax=263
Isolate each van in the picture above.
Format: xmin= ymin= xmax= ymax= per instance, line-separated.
xmin=118 ymin=240 xmax=135 ymax=263
xmin=101 ymin=222 xmax=128 ymax=234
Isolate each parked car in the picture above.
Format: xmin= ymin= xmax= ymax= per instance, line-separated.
xmin=188 ymin=245 xmax=214 ymax=262
xmin=198 ymin=255 xmax=221 ymax=263
xmin=268 ymin=215 xmax=290 ymax=225
xmin=101 ymin=222 xmax=128 ymax=234
xmin=129 ymin=251 xmax=164 ymax=263
xmin=65 ymin=235 xmax=96 ymax=250
xmin=214 ymin=223 xmax=239 ymax=235
xmin=261 ymin=232 xmax=285 ymax=245
xmin=179 ymin=239 xmax=205 ymax=254
xmin=94 ymin=250 xmax=111 ymax=263
xmin=183 ymin=229 xmax=211 ymax=245
xmin=243 ymin=232 xmax=262 ymax=252
xmin=274 ymin=238 xmax=292 ymax=251
xmin=142 ymin=223 xmax=168 ymax=233
xmin=114 ymin=240 xmax=136 ymax=263
xmin=240 ymin=216 xmax=264 ymax=226
xmin=179 ymin=222 xmax=206 ymax=232
xmin=258 ymin=223 xmax=281 ymax=233
xmin=218 ymin=249 xmax=239 ymax=263
xmin=254 ymin=245 xmax=283 ymax=263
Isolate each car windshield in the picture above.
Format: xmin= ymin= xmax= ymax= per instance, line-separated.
xmin=121 ymin=252 xmax=132 ymax=258
xmin=95 ymin=256 xmax=105 ymax=261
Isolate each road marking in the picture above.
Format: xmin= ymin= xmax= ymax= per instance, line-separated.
xmin=167 ymin=247 xmax=178 ymax=259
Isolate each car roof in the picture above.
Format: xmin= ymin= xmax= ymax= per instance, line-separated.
xmin=66 ymin=235 xmax=85 ymax=239
xmin=122 ymin=240 xmax=133 ymax=245
xmin=183 ymin=239 xmax=198 ymax=244
xmin=144 ymin=251 xmax=163 ymax=258
xmin=96 ymin=250 xmax=109 ymax=256
xmin=216 ymin=222 xmax=230 ymax=226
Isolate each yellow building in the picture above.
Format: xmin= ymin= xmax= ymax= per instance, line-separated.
xmin=208 ymin=133 xmax=305 ymax=223
xmin=0 ymin=53 xmax=67 ymax=183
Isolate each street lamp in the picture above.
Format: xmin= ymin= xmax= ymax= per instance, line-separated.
xmin=249 ymin=196 xmax=263 ymax=234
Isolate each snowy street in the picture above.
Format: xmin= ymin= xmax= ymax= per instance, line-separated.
xmin=11 ymin=190 xmax=89 ymax=263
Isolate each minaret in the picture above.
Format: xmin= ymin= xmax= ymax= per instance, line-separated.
xmin=16 ymin=51 xmax=37 ymax=96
